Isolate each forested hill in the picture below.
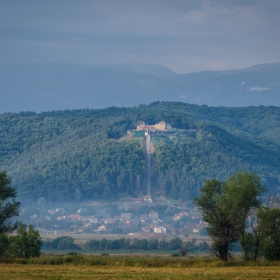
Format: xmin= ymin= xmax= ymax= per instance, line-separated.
xmin=1 ymin=102 xmax=280 ymax=202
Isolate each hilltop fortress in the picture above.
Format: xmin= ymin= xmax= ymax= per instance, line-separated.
xmin=136 ymin=121 xmax=172 ymax=131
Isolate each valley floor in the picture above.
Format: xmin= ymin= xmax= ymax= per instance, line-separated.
xmin=1 ymin=264 xmax=280 ymax=279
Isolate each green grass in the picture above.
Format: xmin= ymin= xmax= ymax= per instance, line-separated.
xmin=0 ymin=255 xmax=279 ymax=279
xmin=0 ymin=254 xmax=279 ymax=268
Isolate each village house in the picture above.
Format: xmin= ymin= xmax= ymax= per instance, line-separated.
xmin=120 ymin=213 xmax=132 ymax=222
xmin=192 ymin=221 xmax=207 ymax=233
xmin=149 ymin=211 xmax=159 ymax=220
xmin=144 ymin=195 xmax=153 ymax=203
xmin=173 ymin=211 xmax=189 ymax=221
xmin=98 ymin=225 xmax=107 ymax=232
xmin=192 ymin=225 xmax=200 ymax=233
xmin=83 ymin=222 xmax=91 ymax=227
xmin=154 ymin=226 xmax=166 ymax=234
xmin=173 ymin=214 xmax=181 ymax=221
xmin=68 ymin=214 xmax=81 ymax=220
xmin=89 ymin=217 xmax=98 ymax=224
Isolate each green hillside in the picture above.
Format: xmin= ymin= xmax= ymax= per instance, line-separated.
xmin=0 ymin=102 xmax=280 ymax=202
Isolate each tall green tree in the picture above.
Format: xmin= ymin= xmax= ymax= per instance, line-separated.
xmin=221 ymin=171 xmax=266 ymax=260
xmin=194 ymin=171 xmax=266 ymax=261
xmin=193 ymin=179 xmax=236 ymax=261
xmin=0 ymin=171 xmax=20 ymax=235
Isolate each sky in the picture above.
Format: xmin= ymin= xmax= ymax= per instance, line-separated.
xmin=0 ymin=0 xmax=279 ymax=73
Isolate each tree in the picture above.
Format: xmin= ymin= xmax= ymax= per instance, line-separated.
xmin=258 ymin=207 xmax=280 ymax=261
xmin=194 ymin=179 xmax=236 ymax=261
xmin=7 ymin=223 xmax=42 ymax=259
xmin=179 ymin=242 xmax=188 ymax=256
xmin=221 ymin=171 xmax=266 ymax=260
xmin=0 ymin=171 xmax=21 ymax=235
xmin=194 ymin=171 xmax=266 ymax=261
xmin=56 ymin=236 xmax=81 ymax=251
xmin=239 ymin=209 xmax=261 ymax=261
xmin=168 ymin=238 xmax=183 ymax=250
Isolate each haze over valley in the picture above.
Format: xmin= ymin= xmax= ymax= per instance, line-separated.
xmin=1 ymin=62 xmax=280 ymax=113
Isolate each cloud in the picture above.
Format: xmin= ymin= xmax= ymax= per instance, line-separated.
xmin=250 ymin=87 xmax=270 ymax=92
xmin=0 ymin=0 xmax=280 ymax=73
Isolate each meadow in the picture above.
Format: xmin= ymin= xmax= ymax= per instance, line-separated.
xmin=0 ymin=255 xmax=279 ymax=279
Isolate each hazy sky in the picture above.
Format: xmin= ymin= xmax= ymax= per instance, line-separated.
xmin=1 ymin=0 xmax=279 ymax=73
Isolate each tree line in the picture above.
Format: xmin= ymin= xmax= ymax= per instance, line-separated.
xmin=82 ymin=237 xmax=209 ymax=253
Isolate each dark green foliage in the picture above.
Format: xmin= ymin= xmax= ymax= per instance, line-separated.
xmin=0 ymin=234 xmax=9 ymax=256
xmin=239 ymin=232 xmax=261 ymax=262
xmin=171 ymin=253 xmax=180 ymax=257
xmin=194 ymin=179 xmax=236 ymax=261
xmin=83 ymin=237 xmax=209 ymax=252
xmin=1 ymin=102 xmax=280 ymax=202
xmin=258 ymin=207 xmax=280 ymax=261
xmin=2 ymin=254 xmax=272 ymax=267
xmin=194 ymin=171 xmax=266 ymax=261
xmin=179 ymin=242 xmax=188 ymax=256
xmin=42 ymin=236 xmax=81 ymax=251
xmin=222 ymin=171 xmax=266 ymax=260
xmin=0 ymin=171 xmax=20 ymax=235
xmin=7 ymin=223 xmax=42 ymax=259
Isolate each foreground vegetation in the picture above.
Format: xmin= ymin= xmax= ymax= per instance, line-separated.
xmin=0 ymin=255 xmax=280 ymax=279
xmin=1 ymin=254 xmax=280 ymax=267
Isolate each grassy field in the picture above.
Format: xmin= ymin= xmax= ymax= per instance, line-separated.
xmin=1 ymin=255 xmax=280 ymax=279
xmin=1 ymin=263 xmax=280 ymax=279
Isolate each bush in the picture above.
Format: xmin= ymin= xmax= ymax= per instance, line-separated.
xmin=42 ymin=236 xmax=81 ymax=251
xmin=7 ymin=224 xmax=42 ymax=259
xmin=171 ymin=253 xmax=180 ymax=257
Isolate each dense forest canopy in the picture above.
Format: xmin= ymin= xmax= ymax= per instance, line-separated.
xmin=0 ymin=102 xmax=280 ymax=202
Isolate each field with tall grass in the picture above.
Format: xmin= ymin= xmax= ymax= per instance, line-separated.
xmin=0 ymin=255 xmax=280 ymax=279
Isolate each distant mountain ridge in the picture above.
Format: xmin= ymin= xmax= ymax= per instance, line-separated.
xmin=0 ymin=62 xmax=279 ymax=113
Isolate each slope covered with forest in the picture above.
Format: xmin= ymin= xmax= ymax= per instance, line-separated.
xmin=0 ymin=102 xmax=280 ymax=202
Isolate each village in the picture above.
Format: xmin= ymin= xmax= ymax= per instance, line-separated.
xmin=20 ymin=121 xmax=205 ymax=240
xmin=21 ymin=195 xmax=207 ymax=240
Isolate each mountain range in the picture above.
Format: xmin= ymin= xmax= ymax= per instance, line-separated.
xmin=0 ymin=62 xmax=279 ymax=113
